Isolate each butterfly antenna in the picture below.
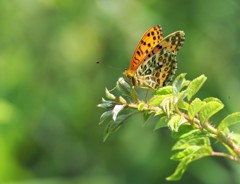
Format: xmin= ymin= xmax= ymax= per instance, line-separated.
xmin=96 ymin=60 xmax=122 ymax=72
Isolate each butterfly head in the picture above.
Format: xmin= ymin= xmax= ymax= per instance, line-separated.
xmin=123 ymin=69 xmax=135 ymax=78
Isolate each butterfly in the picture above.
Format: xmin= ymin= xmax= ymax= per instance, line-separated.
xmin=123 ymin=25 xmax=185 ymax=90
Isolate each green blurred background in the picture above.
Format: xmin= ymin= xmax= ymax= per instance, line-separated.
xmin=0 ymin=0 xmax=240 ymax=183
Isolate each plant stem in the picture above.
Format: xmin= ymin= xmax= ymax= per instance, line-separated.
xmin=128 ymin=102 xmax=161 ymax=112
xmin=127 ymin=101 xmax=240 ymax=159
xmin=211 ymin=151 xmax=240 ymax=163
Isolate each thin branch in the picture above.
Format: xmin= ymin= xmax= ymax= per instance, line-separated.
xmin=127 ymin=101 xmax=240 ymax=158
xmin=211 ymin=151 xmax=240 ymax=164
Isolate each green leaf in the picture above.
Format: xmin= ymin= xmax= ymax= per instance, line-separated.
xmin=171 ymin=146 xmax=202 ymax=160
xmin=177 ymin=100 xmax=189 ymax=111
xmin=172 ymin=136 xmax=210 ymax=150
xmin=150 ymin=86 xmax=173 ymax=106
xmin=203 ymin=97 xmax=223 ymax=103
xmin=103 ymin=120 xmax=122 ymax=142
xmin=218 ymin=112 xmax=240 ymax=130
xmin=172 ymin=73 xmax=187 ymax=97
xmin=174 ymin=89 xmax=189 ymax=106
xmin=99 ymin=110 xmax=112 ymax=125
xmin=103 ymin=113 xmax=136 ymax=141
xmin=168 ymin=114 xmax=186 ymax=132
xmin=154 ymin=116 xmax=169 ymax=130
xmin=167 ymin=146 xmax=211 ymax=181
xmin=105 ymin=88 xmax=116 ymax=100
xmin=182 ymin=80 xmax=190 ymax=88
xmin=231 ymin=132 xmax=240 ymax=145
xmin=171 ymin=73 xmax=189 ymax=105
xmin=155 ymin=86 xmax=173 ymax=95
xmin=178 ymin=129 xmax=204 ymax=139
xmin=188 ymin=98 xmax=205 ymax=120
xmin=178 ymin=90 xmax=189 ymax=101
xmin=172 ymin=145 xmax=212 ymax=162
xmin=171 ymin=125 xmax=194 ymax=139
xmin=161 ymin=96 xmax=174 ymax=117
xmin=116 ymin=77 xmax=131 ymax=95
xmin=117 ymin=77 xmax=138 ymax=102
xmin=116 ymin=77 xmax=138 ymax=102
xmin=112 ymin=105 xmax=125 ymax=121
xmin=166 ymin=156 xmax=192 ymax=181
xmin=199 ymin=99 xmax=224 ymax=124
xmin=148 ymin=94 xmax=172 ymax=106
xmin=155 ymin=108 xmax=164 ymax=116
xmin=119 ymin=96 xmax=127 ymax=104
xmin=187 ymin=75 xmax=207 ymax=101
xmin=97 ymin=98 xmax=115 ymax=109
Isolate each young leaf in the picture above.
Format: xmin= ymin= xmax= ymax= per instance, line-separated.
xmin=161 ymin=97 xmax=174 ymax=117
xmin=103 ymin=120 xmax=122 ymax=141
xmin=154 ymin=116 xmax=169 ymax=130
xmin=218 ymin=112 xmax=240 ymax=131
xmin=168 ymin=114 xmax=186 ymax=132
xmin=155 ymin=86 xmax=173 ymax=95
xmin=178 ymin=129 xmax=203 ymax=139
xmin=119 ymin=96 xmax=127 ymax=104
xmin=203 ymin=97 xmax=223 ymax=104
xmin=172 ymin=136 xmax=210 ymax=150
xmin=167 ymin=146 xmax=211 ymax=181
xmin=166 ymin=156 xmax=192 ymax=181
xmin=177 ymin=90 xmax=189 ymax=102
xmin=97 ymin=98 xmax=114 ymax=109
xmin=112 ymin=105 xmax=125 ymax=121
xmin=171 ymin=125 xmax=195 ymax=139
xmin=117 ymin=77 xmax=138 ymax=102
xmin=103 ymin=112 xmax=136 ymax=141
xmin=99 ymin=110 xmax=112 ymax=125
xmin=105 ymin=88 xmax=116 ymax=100
xmin=174 ymin=89 xmax=189 ymax=107
xmin=172 ymin=73 xmax=187 ymax=97
xmin=182 ymin=80 xmax=190 ymax=88
xmin=155 ymin=108 xmax=164 ymax=116
xmin=177 ymin=100 xmax=189 ymax=111
xmin=199 ymin=100 xmax=224 ymax=124
xmin=187 ymin=75 xmax=207 ymax=101
xmin=171 ymin=146 xmax=202 ymax=160
xmin=188 ymin=98 xmax=205 ymax=120
xmin=148 ymin=94 xmax=172 ymax=106
xmin=103 ymin=118 xmax=128 ymax=141
xmin=116 ymin=77 xmax=131 ymax=95
xmin=116 ymin=77 xmax=138 ymax=102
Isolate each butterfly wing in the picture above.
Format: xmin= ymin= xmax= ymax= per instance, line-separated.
xmin=124 ymin=25 xmax=163 ymax=77
xmin=134 ymin=48 xmax=177 ymax=89
xmin=143 ymin=31 xmax=185 ymax=61
xmin=133 ymin=31 xmax=185 ymax=89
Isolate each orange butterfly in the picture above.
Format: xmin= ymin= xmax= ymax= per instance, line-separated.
xmin=123 ymin=25 xmax=185 ymax=90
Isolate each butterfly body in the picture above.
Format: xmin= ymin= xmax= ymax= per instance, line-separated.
xmin=123 ymin=25 xmax=185 ymax=90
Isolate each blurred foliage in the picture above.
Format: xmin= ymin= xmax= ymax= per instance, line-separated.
xmin=0 ymin=0 xmax=240 ymax=183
